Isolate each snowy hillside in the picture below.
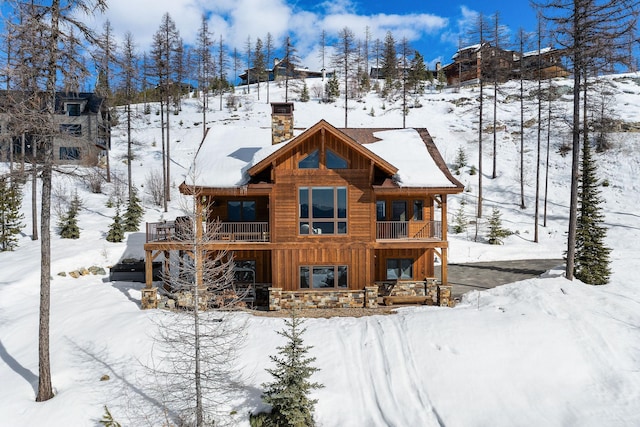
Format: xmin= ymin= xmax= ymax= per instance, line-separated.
xmin=1 ymin=75 xmax=640 ymax=426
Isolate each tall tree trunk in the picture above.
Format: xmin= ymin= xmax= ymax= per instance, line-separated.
xmin=160 ymin=99 xmax=167 ymax=212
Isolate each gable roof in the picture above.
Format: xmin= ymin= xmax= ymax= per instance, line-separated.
xmin=247 ymin=120 xmax=398 ymax=177
xmin=184 ymin=119 xmax=462 ymax=190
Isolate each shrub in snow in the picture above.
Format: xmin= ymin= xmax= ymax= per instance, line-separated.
xmin=0 ymin=176 xmax=24 ymax=251
xmin=123 ymin=188 xmax=144 ymax=232
xmin=58 ymin=191 xmax=82 ymax=239
xmin=106 ymin=207 xmax=124 ymax=243
xmin=487 ymin=207 xmax=512 ymax=245
xmin=260 ymin=310 xmax=323 ymax=427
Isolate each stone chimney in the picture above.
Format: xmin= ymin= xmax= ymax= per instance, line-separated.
xmin=271 ymin=102 xmax=294 ymax=144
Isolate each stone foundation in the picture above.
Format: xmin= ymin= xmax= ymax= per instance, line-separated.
xmin=269 ymin=287 xmax=367 ymax=311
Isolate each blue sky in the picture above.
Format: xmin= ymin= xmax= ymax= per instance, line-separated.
xmin=0 ymin=1 xmax=541 ymax=79
xmin=83 ymin=0 xmax=541 ymax=73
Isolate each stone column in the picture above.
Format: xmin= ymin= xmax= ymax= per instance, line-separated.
xmin=141 ymin=287 xmax=158 ymax=309
xmin=269 ymin=287 xmax=282 ymax=311
xmin=365 ymin=286 xmax=379 ymax=308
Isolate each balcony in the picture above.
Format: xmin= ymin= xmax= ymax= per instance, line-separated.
xmin=376 ymin=221 xmax=442 ymax=240
xmin=146 ymin=221 xmax=270 ymax=243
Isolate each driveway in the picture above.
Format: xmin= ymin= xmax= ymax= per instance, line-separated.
xmin=436 ymin=259 xmax=564 ymax=299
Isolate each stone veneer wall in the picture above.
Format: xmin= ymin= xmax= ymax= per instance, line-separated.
xmin=269 ymin=287 xmax=379 ymax=311
xmin=271 ymin=114 xmax=294 ymax=144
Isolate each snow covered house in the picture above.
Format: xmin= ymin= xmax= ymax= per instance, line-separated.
xmin=143 ymin=103 xmax=463 ymax=310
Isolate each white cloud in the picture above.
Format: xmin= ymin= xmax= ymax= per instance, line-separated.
xmin=84 ymin=0 xmax=451 ymax=77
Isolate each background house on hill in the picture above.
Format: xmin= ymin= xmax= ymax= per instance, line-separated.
xmin=513 ymin=47 xmax=570 ymax=80
xmin=442 ymin=43 xmax=568 ymax=86
xmin=239 ymin=58 xmax=331 ymax=85
xmin=143 ymin=103 xmax=464 ymax=311
xmin=0 ymin=91 xmax=110 ymax=166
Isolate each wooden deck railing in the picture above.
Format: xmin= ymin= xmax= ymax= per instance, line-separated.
xmin=376 ymin=221 xmax=442 ymax=240
xmin=146 ymin=221 xmax=270 ymax=243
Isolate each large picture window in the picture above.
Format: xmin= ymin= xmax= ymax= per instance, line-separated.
xmin=300 ymin=265 xmax=348 ymax=289
xmin=299 ymin=186 xmax=347 ymax=235
xmin=386 ymin=258 xmax=413 ymax=280
xmin=228 ymin=200 xmax=256 ymax=221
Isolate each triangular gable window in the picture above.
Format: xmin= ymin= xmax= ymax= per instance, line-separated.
xmin=298 ymin=149 xmax=319 ymax=169
xmin=326 ymin=149 xmax=347 ymax=169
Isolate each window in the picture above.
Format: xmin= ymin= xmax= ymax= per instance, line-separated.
xmin=60 ymin=124 xmax=82 ymax=136
xmin=326 ymin=149 xmax=347 ymax=169
xmin=386 ymin=259 xmax=413 ymax=280
xmin=299 ymin=187 xmax=347 ymax=235
xmin=228 ymin=201 xmax=256 ymax=221
xmin=59 ymin=147 xmax=80 ymax=160
xmin=67 ymin=103 xmax=81 ymax=116
xmin=392 ymin=201 xmax=407 ymax=221
xmin=413 ymin=200 xmax=424 ymax=221
xmin=300 ymin=265 xmax=348 ymax=289
xmin=376 ymin=201 xmax=386 ymax=221
xmin=298 ymin=149 xmax=319 ymax=169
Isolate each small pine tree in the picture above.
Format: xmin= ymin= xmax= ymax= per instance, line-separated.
xmin=455 ymin=146 xmax=468 ymax=170
xmin=123 ymin=188 xmax=144 ymax=232
xmin=325 ymin=74 xmax=340 ymax=101
xmin=453 ymin=204 xmax=468 ymax=234
xmin=261 ymin=310 xmax=323 ymax=427
xmin=0 ymin=177 xmax=25 ymax=251
xmin=106 ymin=206 xmax=125 ymax=243
xmin=300 ymin=81 xmax=310 ymax=102
xmin=574 ymin=140 xmax=611 ymax=285
xmin=59 ymin=191 xmax=82 ymax=239
xmin=487 ymin=207 xmax=511 ymax=245
xmin=99 ymin=405 xmax=122 ymax=427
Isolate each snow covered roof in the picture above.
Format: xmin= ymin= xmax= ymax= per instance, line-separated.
xmin=185 ymin=121 xmax=462 ymax=190
xmin=522 ymin=47 xmax=554 ymax=58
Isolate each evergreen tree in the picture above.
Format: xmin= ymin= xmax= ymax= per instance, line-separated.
xmin=453 ymin=203 xmax=468 ymax=234
xmin=574 ymin=140 xmax=611 ymax=285
xmin=381 ymin=31 xmax=397 ymax=96
xmin=325 ymin=73 xmax=340 ymax=102
xmin=262 ymin=311 xmax=323 ymax=427
xmin=58 ymin=191 xmax=82 ymax=239
xmin=486 ymin=207 xmax=511 ymax=245
xmin=299 ymin=81 xmax=310 ymax=102
xmin=0 ymin=177 xmax=24 ymax=251
xmin=123 ymin=187 xmax=144 ymax=232
xmin=106 ymin=206 xmax=125 ymax=243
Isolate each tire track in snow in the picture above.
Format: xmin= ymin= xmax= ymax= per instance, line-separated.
xmin=359 ymin=315 xmax=443 ymax=426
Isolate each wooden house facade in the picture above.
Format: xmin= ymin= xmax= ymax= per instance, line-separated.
xmin=143 ymin=103 xmax=463 ymax=310
xmin=442 ymin=44 xmax=568 ymax=86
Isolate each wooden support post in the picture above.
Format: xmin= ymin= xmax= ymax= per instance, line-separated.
xmin=145 ymin=250 xmax=153 ymax=288
xmin=442 ymin=247 xmax=448 ymax=286
xmin=441 ymin=194 xmax=448 ymax=241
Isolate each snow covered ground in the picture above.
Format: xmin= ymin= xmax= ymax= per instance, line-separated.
xmin=1 ymin=75 xmax=640 ymax=426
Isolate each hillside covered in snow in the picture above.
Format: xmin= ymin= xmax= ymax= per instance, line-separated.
xmin=1 ymin=75 xmax=640 ymax=426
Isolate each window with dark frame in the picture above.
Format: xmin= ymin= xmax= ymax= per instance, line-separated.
xmin=386 ymin=258 xmax=413 ymax=280
xmin=227 ymin=200 xmax=256 ymax=221
xmin=59 ymin=146 xmax=80 ymax=160
xmin=413 ymin=200 xmax=424 ymax=221
xmin=67 ymin=103 xmax=81 ymax=116
xmin=299 ymin=265 xmax=348 ymax=289
xmin=299 ymin=186 xmax=347 ymax=235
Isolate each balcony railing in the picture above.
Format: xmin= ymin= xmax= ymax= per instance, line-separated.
xmin=146 ymin=221 xmax=270 ymax=243
xmin=376 ymin=221 xmax=442 ymax=240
